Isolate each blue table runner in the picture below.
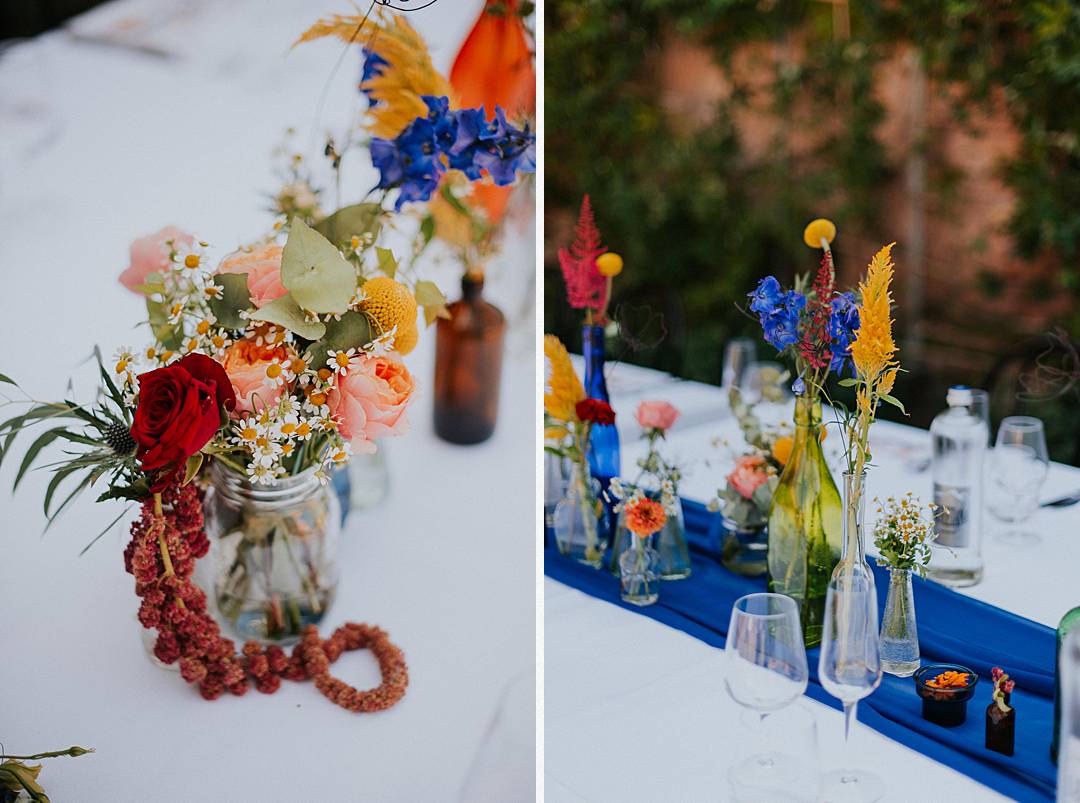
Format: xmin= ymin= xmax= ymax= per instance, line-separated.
xmin=545 ymin=499 xmax=1059 ymax=802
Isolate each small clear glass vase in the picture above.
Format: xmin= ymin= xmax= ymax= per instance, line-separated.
xmin=203 ymin=462 xmax=340 ymax=644
xmin=879 ymin=568 xmax=920 ymax=677
xmin=619 ymin=535 xmax=660 ymax=606
xmin=553 ymin=462 xmax=611 ymax=568
xmin=608 ymin=493 xmax=690 ymax=580
xmin=720 ymin=516 xmax=768 ymax=577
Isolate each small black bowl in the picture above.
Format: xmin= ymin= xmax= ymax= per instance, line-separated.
xmin=914 ymin=663 xmax=979 ymax=727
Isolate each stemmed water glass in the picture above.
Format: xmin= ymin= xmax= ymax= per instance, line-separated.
xmin=818 ymin=572 xmax=884 ymax=803
xmin=724 ymin=593 xmax=811 ymax=797
xmin=988 ymin=416 xmax=1049 ymax=546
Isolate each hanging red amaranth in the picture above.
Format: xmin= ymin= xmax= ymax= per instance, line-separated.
xmin=125 ymin=481 xmax=408 ymax=712
xmin=798 ymin=251 xmax=836 ymax=370
xmin=558 ymin=195 xmax=609 ymax=319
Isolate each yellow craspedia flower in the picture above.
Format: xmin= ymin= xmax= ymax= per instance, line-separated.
xmin=596 ymin=252 xmax=623 ymax=277
xmin=850 ymin=243 xmax=898 ymax=380
xmin=362 ymin=276 xmax=419 ymax=355
xmin=544 ymin=335 xmax=585 ymax=422
xmin=803 ymin=218 xmax=837 ymax=249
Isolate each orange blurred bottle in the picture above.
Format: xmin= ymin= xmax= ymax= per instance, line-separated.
xmin=433 ymin=274 xmax=506 ymax=444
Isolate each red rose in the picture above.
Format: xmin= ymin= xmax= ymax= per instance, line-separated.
xmin=575 ymin=398 xmax=615 ymax=426
xmin=131 ymin=354 xmax=236 ymax=490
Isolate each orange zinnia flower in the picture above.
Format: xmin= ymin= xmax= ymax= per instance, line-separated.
xmin=626 ymin=498 xmax=667 ymax=537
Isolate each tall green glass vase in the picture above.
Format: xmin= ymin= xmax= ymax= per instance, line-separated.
xmin=767 ymin=396 xmax=843 ymax=647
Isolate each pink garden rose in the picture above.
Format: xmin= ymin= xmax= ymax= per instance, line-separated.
xmin=221 ymin=339 xmax=289 ymax=416
xmin=727 ymin=454 xmax=769 ymax=500
xmin=216 ymin=245 xmax=287 ymax=308
xmin=636 ymin=400 xmax=680 ymax=431
xmin=327 ymin=353 xmax=415 ymax=453
xmin=118 ymin=226 xmax=194 ymax=293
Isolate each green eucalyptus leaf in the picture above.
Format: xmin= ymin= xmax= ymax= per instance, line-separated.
xmin=375 ymin=246 xmax=398 ymax=278
xmin=208 ymin=273 xmax=252 ymax=330
xmin=145 ymin=298 xmax=182 ymax=350
xmin=182 ymin=452 xmax=204 ymax=486
xmin=837 ymin=377 xmax=860 ymax=387
xmin=314 ymin=203 xmax=384 ymax=245
xmin=306 ymin=311 xmax=374 ymax=369
xmin=248 ymin=294 xmax=326 ymax=341
xmin=281 ymin=218 xmax=356 ymax=314
xmin=414 ymin=279 xmax=448 ymax=325
xmin=419 ymin=215 xmax=435 ymax=246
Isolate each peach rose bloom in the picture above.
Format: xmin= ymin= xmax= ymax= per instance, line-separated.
xmin=216 ymin=245 xmax=287 ymax=308
xmin=636 ymin=400 xmax=680 ymax=431
xmin=727 ymin=454 xmax=769 ymax=500
xmin=119 ymin=226 xmax=194 ymax=293
xmin=221 ymin=339 xmax=289 ymax=416
xmin=328 ymin=353 xmax=415 ymax=453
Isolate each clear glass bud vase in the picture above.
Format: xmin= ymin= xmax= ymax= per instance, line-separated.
xmin=767 ymin=396 xmax=843 ymax=646
xmin=879 ymin=568 xmax=920 ymax=677
xmin=553 ymin=462 xmax=611 ymax=568
xmin=619 ymin=535 xmax=660 ymax=606
xmin=608 ymin=493 xmax=690 ymax=580
xmin=203 ymin=462 xmax=340 ymax=644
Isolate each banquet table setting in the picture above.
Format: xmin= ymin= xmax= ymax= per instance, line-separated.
xmin=547 ymin=352 xmax=1080 ymax=803
xmin=0 ymin=1 xmax=535 ymax=800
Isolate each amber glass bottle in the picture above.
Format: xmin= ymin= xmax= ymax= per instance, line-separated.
xmin=433 ymin=274 xmax=506 ymax=444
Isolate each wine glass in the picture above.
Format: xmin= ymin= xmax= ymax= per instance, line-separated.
xmin=724 ymin=593 xmax=810 ymax=795
xmin=988 ymin=416 xmax=1049 ymax=547
xmin=818 ymin=573 xmax=884 ymax=802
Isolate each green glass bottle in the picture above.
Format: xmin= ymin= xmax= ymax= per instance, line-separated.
xmin=1053 ymin=605 xmax=1080 ymax=762
xmin=767 ymin=396 xmax=843 ymax=646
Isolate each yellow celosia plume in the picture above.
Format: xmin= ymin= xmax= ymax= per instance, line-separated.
xmin=544 ymin=335 xmax=585 ymax=423
xmin=295 ymin=11 xmax=454 ymax=138
xmin=850 ymin=243 xmax=898 ymax=381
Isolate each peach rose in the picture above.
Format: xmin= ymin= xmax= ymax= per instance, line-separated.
xmin=221 ymin=339 xmax=289 ymax=416
xmin=327 ymin=353 xmax=415 ymax=453
xmin=636 ymin=400 xmax=680 ymax=431
xmin=119 ymin=226 xmax=194 ymax=294
xmin=727 ymin=454 xmax=769 ymax=500
xmin=216 ymin=245 xmax=287 ymax=308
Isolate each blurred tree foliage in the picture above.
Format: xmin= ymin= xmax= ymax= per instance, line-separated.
xmin=545 ymin=0 xmax=1080 ymax=412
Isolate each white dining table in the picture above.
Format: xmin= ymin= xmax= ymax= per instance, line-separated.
xmin=0 ymin=1 xmax=536 ymax=801
xmin=548 ymin=358 xmax=1080 ymax=802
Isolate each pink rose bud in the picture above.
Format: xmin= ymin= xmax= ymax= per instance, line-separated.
xmin=636 ymin=400 xmax=680 ymax=431
xmin=119 ymin=226 xmax=195 ymax=294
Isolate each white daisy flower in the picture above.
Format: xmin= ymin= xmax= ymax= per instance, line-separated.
xmin=326 ymin=348 xmax=357 ymax=377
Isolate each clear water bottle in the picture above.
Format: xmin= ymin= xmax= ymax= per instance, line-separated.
xmin=926 ymin=386 xmax=988 ymax=587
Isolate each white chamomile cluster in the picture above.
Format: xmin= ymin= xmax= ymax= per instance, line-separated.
xmin=606 ymin=478 xmax=680 ymax=517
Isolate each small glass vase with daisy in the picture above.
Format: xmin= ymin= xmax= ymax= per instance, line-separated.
xmin=872 ymin=493 xmax=938 ymax=677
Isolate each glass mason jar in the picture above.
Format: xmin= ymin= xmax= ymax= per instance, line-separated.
xmin=553 ymin=461 xmax=611 ymax=568
xmin=879 ymin=568 xmax=920 ymax=677
xmin=767 ymin=396 xmax=842 ymax=647
xmin=433 ymin=274 xmax=506 ymax=445
xmin=203 ymin=462 xmax=341 ymax=644
xmin=720 ymin=516 xmax=768 ymax=577
xmin=619 ymin=534 xmax=660 ymax=606
xmin=608 ymin=491 xmax=690 ymax=580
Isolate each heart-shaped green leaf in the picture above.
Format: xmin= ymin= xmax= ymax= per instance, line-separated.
xmin=314 ymin=203 xmax=384 ymax=246
xmin=281 ymin=218 xmax=356 ymax=314
xmin=306 ymin=311 xmax=374 ymax=369
xmin=248 ymin=294 xmax=326 ymax=341
xmin=375 ymin=247 xmax=398 ymax=278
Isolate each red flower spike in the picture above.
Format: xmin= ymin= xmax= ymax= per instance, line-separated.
xmin=798 ymin=251 xmax=835 ymax=370
xmin=558 ymin=195 xmax=608 ymax=316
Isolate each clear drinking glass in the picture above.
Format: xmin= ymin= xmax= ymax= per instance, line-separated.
xmin=738 ymin=361 xmax=790 ymax=406
xmin=722 ymin=338 xmax=757 ymax=393
xmin=988 ymin=416 xmax=1049 ymax=546
xmin=818 ymin=573 xmax=884 ymax=802
xmin=724 ymin=593 xmax=810 ymax=793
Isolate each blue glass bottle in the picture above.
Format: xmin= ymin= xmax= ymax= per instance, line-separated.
xmin=582 ymin=324 xmax=620 ymax=485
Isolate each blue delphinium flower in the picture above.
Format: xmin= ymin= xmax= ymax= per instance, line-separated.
xmin=748 ymin=276 xmax=783 ymax=314
xmin=370 ymin=97 xmax=537 ymax=210
xmin=828 ymin=291 xmax=860 ymax=374
xmin=792 ymin=376 xmax=806 ymax=395
xmin=760 ymin=292 xmax=805 ymax=350
xmin=360 ymin=49 xmax=389 ymax=105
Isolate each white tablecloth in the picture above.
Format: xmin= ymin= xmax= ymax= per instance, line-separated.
xmin=0 ymin=2 xmax=535 ymax=800
xmin=548 ymin=359 xmax=1080 ymax=802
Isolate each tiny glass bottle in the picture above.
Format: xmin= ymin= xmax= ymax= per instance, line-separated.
xmin=433 ymin=273 xmax=506 ymax=444
xmin=619 ymin=533 xmax=660 ymax=606
xmin=985 ymin=667 xmax=1016 ymax=757
xmin=879 ymin=568 xmax=920 ymax=677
